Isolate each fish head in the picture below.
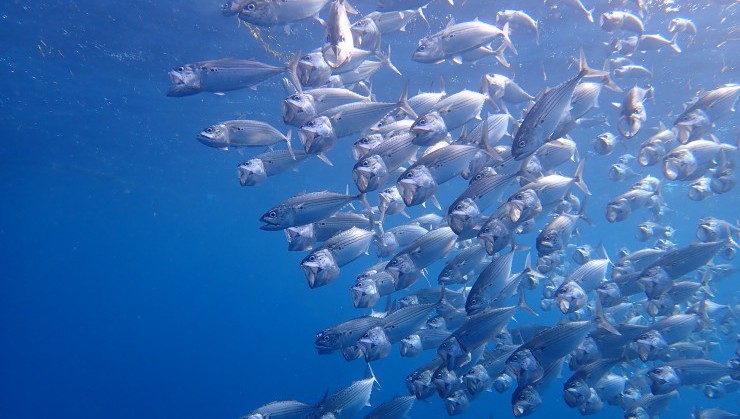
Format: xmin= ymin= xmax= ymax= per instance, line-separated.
xmin=357 ymin=326 xmax=391 ymax=362
xmin=236 ymin=0 xmax=276 ymax=25
xmin=511 ymin=130 xmax=540 ymax=161
xmin=696 ymin=220 xmax=721 ymax=242
xmin=397 ymin=294 xmax=419 ymax=308
xmin=483 ymin=73 xmax=507 ymax=100
xmin=635 ymin=222 xmax=655 ymax=242
xmin=426 ymin=315 xmax=446 ymax=329
xmin=599 ymin=12 xmax=622 ymax=32
xmin=555 ymin=282 xmax=587 ymax=314
xmin=606 ymin=198 xmax=631 ymax=223
xmin=647 ymin=366 xmax=680 ymax=395
xmin=508 ymin=189 xmax=542 ymax=222
xmin=505 ymin=349 xmax=541 ymax=385
xmin=300 ymin=116 xmax=336 ymax=154
xmin=374 ymin=231 xmax=399 ymax=258
xmin=321 ymin=40 xmax=352 ymax=69
xmin=350 ymin=277 xmax=379 ymax=308
xmin=720 ymin=245 xmax=736 ymax=261
xmin=282 ymin=93 xmax=316 ymax=127
xmin=512 ymin=385 xmax=542 ymax=417
xmin=493 ymin=372 xmax=514 ymax=393
xmin=618 ymin=386 xmax=643 ymax=411
xmin=301 ymin=249 xmax=340 ymax=289
xmin=710 ymin=169 xmax=736 ymax=194
xmin=631 ymin=330 xmax=667 ymax=361
xmin=220 ymin=0 xmax=249 ymax=16
xmin=638 ymin=144 xmax=663 ymax=167
xmin=465 ymin=292 xmax=491 ymax=316
xmin=478 ymin=218 xmax=512 ymax=255
xmin=167 ymin=64 xmax=201 ymax=97
xmin=536 ymin=229 xmax=562 ymax=256
xmin=407 ymin=369 xmax=435 ymax=400
xmin=663 ymin=148 xmax=697 ymax=180
xmin=617 ymin=111 xmax=644 ymax=138
xmin=448 ymin=198 xmax=480 ymax=235
xmin=197 ymin=123 xmax=228 ymax=147
xmin=385 ymin=253 xmax=419 ymax=289
xmin=432 ymin=366 xmax=458 ymax=398
xmin=703 ymin=382 xmax=725 ymax=399
xmin=259 ymin=205 xmax=292 ymax=231
xmin=578 ymin=388 xmax=604 ymax=415
xmin=352 ymin=154 xmax=388 ymax=193
xmin=237 ymin=158 xmax=267 ymax=187
xmin=285 ymin=224 xmax=316 ymax=252
xmin=315 ymin=328 xmax=342 ymax=354
xmin=572 ymin=338 xmax=600 ymax=369
xmin=397 ymin=165 xmax=438 ymax=207
xmin=296 ymin=52 xmax=332 ymax=88
xmin=637 ymin=266 xmax=671 ymax=299
xmin=596 ymin=282 xmax=622 ymax=307
xmin=352 ymin=134 xmax=383 ymax=160
xmin=688 ymin=177 xmax=712 ymax=201
xmin=469 ymin=166 xmax=498 ymax=185
xmin=412 ymin=36 xmax=445 ymax=63
xmin=350 ymin=18 xmax=380 ymax=49
xmin=463 ymin=150 xmax=493 ymax=180
xmin=573 ymin=245 xmax=593 ymax=265
xmin=399 ymin=334 xmax=423 ymax=357
xmin=564 ymin=379 xmax=591 ymax=408
xmin=378 ymin=186 xmax=404 ymax=219
xmin=464 ymin=364 xmax=493 ymax=395
xmin=341 ymin=345 xmax=363 ymax=361
xmin=608 ymin=163 xmax=628 ymax=181
xmin=444 ymin=389 xmax=470 ymax=416
xmin=410 ymin=111 xmax=448 ymax=146
xmin=674 ymin=108 xmax=710 ymax=130
xmin=437 ymin=335 xmax=469 ymax=370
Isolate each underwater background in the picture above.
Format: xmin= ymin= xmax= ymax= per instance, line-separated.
xmin=1 ymin=0 xmax=738 ymax=418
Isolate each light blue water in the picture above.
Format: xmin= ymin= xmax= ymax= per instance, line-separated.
xmin=1 ymin=1 xmax=738 ymax=418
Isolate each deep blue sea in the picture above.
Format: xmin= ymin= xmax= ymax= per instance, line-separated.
xmin=1 ymin=1 xmax=738 ymax=418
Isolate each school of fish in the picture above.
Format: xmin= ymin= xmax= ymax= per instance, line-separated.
xmin=168 ymin=0 xmax=739 ymax=418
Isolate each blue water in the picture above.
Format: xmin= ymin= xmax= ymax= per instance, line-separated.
xmin=1 ymin=1 xmax=738 ymax=418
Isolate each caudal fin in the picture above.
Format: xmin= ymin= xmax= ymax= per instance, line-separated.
xmin=578 ymin=48 xmax=609 ymax=79
xmin=573 ymin=158 xmax=591 ymax=195
xmin=376 ymin=45 xmax=402 ymax=77
xmin=669 ymin=32 xmax=682 ymax=53
xmin=286 ymin=52 xmax=302 ymax=93
xmin=285 ymin=130 xmax=295 ymax=160
xmin=500 ymin=22 xmax=518 ymax=56
xmin=397 ymin=82 xmax=418 ymax=119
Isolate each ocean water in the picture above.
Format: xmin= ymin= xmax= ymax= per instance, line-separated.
xmin=1 ymin=1 xmax=738 ymax=418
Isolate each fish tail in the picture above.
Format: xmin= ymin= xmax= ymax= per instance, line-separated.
xmin=602 ymin=74 xmax=623 ymax=93
xmin=669 ymin=32 xmax=682 ymax=53
xmin=286 ymin=51 xmax=302 ymax=93
xmin=578 ymin=196 xmax=593 ymax=227
xmin=494 ymin=42 xmax=511 ymax=68
xmin=285 ymin=130 xmax=295 ymax=160
xmin=585 ymin=8 xmax=594 ymax=24
xmin=578 ymin=48 xmax=608 ymax=79
xmin=700 ymin=269 xmax=715 ymax=298
xmin=500 ymin=22 xmax=518 ymax=56
xmin=376 ymin=44 xmax=402 ymax=77
xmin=397 ymin=81 xmax=417 ymax=119
xmin=594 ymin=294 xmax=620 ymax=335
xmin=517 ymin=287 xmax=539 ymax=317
xmin=417 ymin=7 xmax=429 ymax=28
xmin=574 ymin=158 xmax=591 ymax=195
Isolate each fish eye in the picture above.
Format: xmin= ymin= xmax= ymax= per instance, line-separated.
xmin=405 ymin=171 xmax=414 ymax=178
xmin=483 ymin=227 xmax=490 ymax=233
xmin=246 ymin=3 xmax=255 ymax=11
xmin=515 ymin=193 xmax=523 ymax=200
xmin=309 ymin=255 xmax=316 ymax=261
xmin=322 ymin=335 xmax=330 ymax=342
xmin=419 ymin=117 xmax=427 ymax=125
xmin=269 ymin=211 xmax=277 ymax=218
xmin=455 ymin=204 xmax=463 ymax=210
xmin=307 ymin=121 xmax=314 ymax=127
xmin=291 ymin=94 xmax=301 ymax=100
xmin=302 ymin=55 xmax=311 ymax=61
xmin=418 ymin=45 xmax=426 ymax=52
xmin=362 ymin=160 xmax=369 ymax=167
xmin=176 ymin=66 xmax=184 ymax=72
xmin=518 ymin=140 xmax=526 ymax=148
xmin=206 ymin=127 xmax=213 ymax=133
xmin=360 ymin=137 xmax=369 ymax=143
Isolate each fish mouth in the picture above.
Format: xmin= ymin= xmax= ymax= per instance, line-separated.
xmin=448 ymin=212 xmax=471 ymax=235
xmin=512 ymin=405 xmax=526 ymax=417
xmin=662 ymin=158 xmax=682 ymax=180
xmin=558 ymin=299 xmax=571 ymax=314
xmin=259 ymin=219 xmax=282 ymax=231
xmin=397 ymin=180 xmax=419 ymax=207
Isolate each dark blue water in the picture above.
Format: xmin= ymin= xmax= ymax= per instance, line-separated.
xmin=1 ymin=1 xmax=738 ymax=418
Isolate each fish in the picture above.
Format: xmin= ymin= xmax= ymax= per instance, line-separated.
xmin=198 ymin=120 xmax=294 ymax=156
xmin=316 ymin=315 xmax=384 ymax=355
xmin=496 ymin=10 xmax=539 ymax=44
xmin=316 ymin=367 xmax=377 ymax=418
xmin=647 ymin=359 xmax=734 ymax=394
xmin=240 ymin=400 xmax=317 ymax=419
xmin=512 ymin=49 xmax=607 ymax=160
xmin=236 ymin=0 xmax=329 ymax=28
xmin=615 ymin=85 xmax=653 ymax=138
xmin=167 ymin=56 xmax=299 ymax=97
xmin=599 ymin=11 xmax=644 ymax=34
xmin=238 ymin=150 xmax=309 ymax=186
xmin=536 ymin=198 xmax=591 ymax=256
xmin=259 ymin=190 xmax=367 ymax=231
xmin=300 ymin=227 xmax=374 ymax=288
xmin=412 ymin=18 xmax=516 ymax=65
xmin=363 ymin=395 xmax=415 ymax=419
xmin=367 ymin=9 xmax=426 ymax=34
xmin=400 ymin=328 xmax=451 ymax=358
xmin=385 ymin=226 xmax=458 ymax=290
xmin=322 ymin=0 xmax=355 ymax=69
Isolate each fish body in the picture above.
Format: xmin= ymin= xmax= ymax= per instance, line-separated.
xmin=260 ymin=190 xmax=364 ymax=231
xmin=237 ymin=0 xmax=329 ymax=26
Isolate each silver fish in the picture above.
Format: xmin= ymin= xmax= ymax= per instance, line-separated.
xmin=236 ymin=0 xmax=329 ymax=27
xmin=615 ymin=86 xmax=653 ymax=139
xmin=300 ymin=227 xmax=374 ymax=288
xmin=238 ymin=150 xmax=309 ymax=187
xmin=322 ymin=0 xmax=355 ymax=69
xmin=240 ymin=400 xmax=317 ymax=419
xmin=260 ymin=190 xmax=366 ymax=231
xmin=363 ymin=395 xmax=415 ymax=419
